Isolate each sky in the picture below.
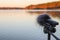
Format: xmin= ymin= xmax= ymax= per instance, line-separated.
xmin=0 ymin=0 xmax=59 ymax=7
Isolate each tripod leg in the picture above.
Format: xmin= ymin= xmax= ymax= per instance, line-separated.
xmin=48 ymin=33 xmax=51 ymax=40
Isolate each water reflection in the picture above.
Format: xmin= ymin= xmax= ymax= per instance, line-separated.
xmin=0 ymin=10 xmax=60 ymax=40
xmin=27 ymin=11 xmax=60 ymax=18
xmin=27 ymin=10 xmax=60 ymax=40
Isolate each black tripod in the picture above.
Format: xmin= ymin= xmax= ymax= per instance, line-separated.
xmin=47 ymin=29 xmax=60 ymax=40
xmin=37 ymin=14 xmax=60 ymax=40
xmin=43 ymin=23 xmax=60 ymax=40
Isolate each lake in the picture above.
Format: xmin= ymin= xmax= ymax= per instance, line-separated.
xmin=0 ymin=10 xmax=60 ymax=40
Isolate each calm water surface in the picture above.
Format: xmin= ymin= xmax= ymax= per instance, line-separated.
xmin=0 ymin=10 xmax=60 ymax=40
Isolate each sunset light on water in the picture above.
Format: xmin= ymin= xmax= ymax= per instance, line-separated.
xmin=0 ymin=0 xmax=60 ymax=40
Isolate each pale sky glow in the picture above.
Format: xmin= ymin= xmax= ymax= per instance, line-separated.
xmin=0 ymin=0 xmax=59 ymax=7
